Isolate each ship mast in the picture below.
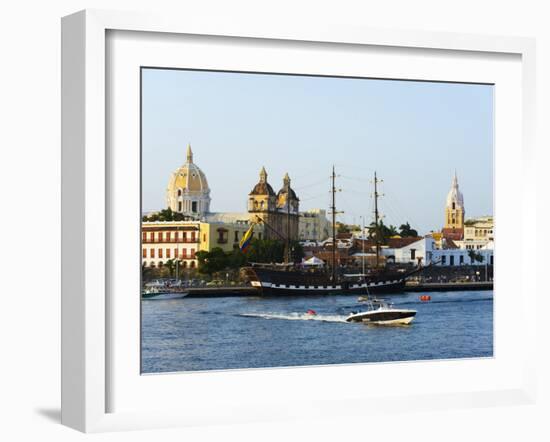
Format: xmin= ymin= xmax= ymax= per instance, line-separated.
xmin=331 ymin=166 xmax=337 ymax=281
xmin=374 ymin=171 xmax=380 ymax=269
xmin=361 ymin=216 xmax=366 ymax=276
xmin=285 ymin=174 xmax=291 ymax=264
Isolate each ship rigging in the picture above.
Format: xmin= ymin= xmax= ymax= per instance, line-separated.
xmin=242 ymin=166 xmax=422 ymax=296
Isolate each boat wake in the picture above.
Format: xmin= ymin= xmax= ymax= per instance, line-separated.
xmin=238 ymin=312 xmax=348 ymax=323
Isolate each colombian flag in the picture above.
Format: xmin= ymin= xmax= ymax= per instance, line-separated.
xmin=239 ymin=224 xmax=255 ymax=253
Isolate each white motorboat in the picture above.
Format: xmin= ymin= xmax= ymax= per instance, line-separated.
xmin=346 ymin=298 xmax=416 ymax=325
xmin=141 ymin=286 xmax=189 ymax=300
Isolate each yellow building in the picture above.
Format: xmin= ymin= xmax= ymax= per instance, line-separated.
xmin=199 ymin=221 xmax=265 ymax=253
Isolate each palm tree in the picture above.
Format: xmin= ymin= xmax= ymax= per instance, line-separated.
xmin=399 ymin=222 xmax=418 ymax=237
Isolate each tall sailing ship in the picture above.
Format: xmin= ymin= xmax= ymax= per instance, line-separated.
xmin=242 ymin=168 xmax=420 ymax=295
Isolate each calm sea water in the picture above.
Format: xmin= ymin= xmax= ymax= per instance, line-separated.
xmin=141 ymin=290 xmax=493 ymax=373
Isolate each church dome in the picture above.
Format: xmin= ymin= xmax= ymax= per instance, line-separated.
xmin=166 ymin=144 xmax=211 ymax=217
xmin=446 ymin=172 xmax=464 ymax=208
xmin=249 ymin=166 xmax=276 ymax=196
xmin=168 ymin=145 xmax=209 ymax=192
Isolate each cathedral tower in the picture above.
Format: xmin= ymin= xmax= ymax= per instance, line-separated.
xmin=444 ymin=172 xmax=465 ymax=229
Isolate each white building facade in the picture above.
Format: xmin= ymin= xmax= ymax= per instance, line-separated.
xmin=299 ymin=208 xmax=331 ymax=242
xmin=142 ymin=221 xmax=200 ymax=269
xmin=388 ymin=236 xmax=494 ymax=266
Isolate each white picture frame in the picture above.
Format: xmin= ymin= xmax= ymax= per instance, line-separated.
xmin=61 ymin=9 xmax=537 ymax=433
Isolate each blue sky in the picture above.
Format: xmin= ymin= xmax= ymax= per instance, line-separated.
xmin=142 ymin=68 xmax=493 ymax=234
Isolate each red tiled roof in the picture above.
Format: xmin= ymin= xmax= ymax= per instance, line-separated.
xmin=353 ymin=236 xmax=422 ymax=249
xmin=441 ymin=227 xmax=464 ymax=241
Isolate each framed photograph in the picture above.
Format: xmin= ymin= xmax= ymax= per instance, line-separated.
xmin=61 ymin=9 xmax=537 ymax=432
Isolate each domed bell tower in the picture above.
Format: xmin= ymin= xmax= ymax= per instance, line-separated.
xmin=276 ymin=172 xmax=300 ymax=241
xmin=445 ymin=172 xmax=465 ymax=229
xmin=248 ymin=167 xmax=278 ymax=239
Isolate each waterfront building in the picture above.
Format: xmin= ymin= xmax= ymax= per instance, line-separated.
xmin=299 ymin=208 xmax=331 ymax=242
xmin=200 ymin=220 xmax=265 ymax=253
xmin=385 ymin=235 xmax=493 ymax=267
xmin=166 ymin=144 xmax=211 ymax=219
xmin=142 ymin=221 xmax=201 ymax=269
xmin=456 ymin=216 xmax=494 ymax=250
xmin=247 ymin=167 xmax=300 ymax=241
xmin=142 ymin=220 xmax=265 ymax=269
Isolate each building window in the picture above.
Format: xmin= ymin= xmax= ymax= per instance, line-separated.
xmin=142 ymin=248 xmax=146 ymax=258
xmin=177 ymin=189 xmax=182 ymax=197
xmin=410 ymin=249 xmax=416 ymax=260
xmin=190 ymin=248 xmax=195 ymax=258
xmin=158 ymin=249 xmax=163 ymax=258
xmin=158 ymin=261 xmax=163 ymax=267
xmin=490 ymin=255 xmax=494 ymax=265
xmin=192 ymin=201 xmax=197 ymax=212
xmin=203 ymin=233 xmax=206 ymax=242
xmin=150 ymin=249 xmax=155 ymax=258
xmin=178 ymin=202 xmax=182 ymax=211
xmin=190 ymin=261 xmax=196 ymax=268
xmin=452 ymin=202 xmax=455 ymax=209
xmin=191 ymin=231 xmax=196 ymax=242
xmin=460 ymin=255 xmax=464 ymax=265
xmin=450 ymin=255 xmax=455 ymax=266
xmin=217 ymin=229 xmax=228 ymax=244
xmin=166 ymin=232 xmax=171 ymax=242
xmin=142 ymin=232 xmax=147 ymax=242
xmin=441 ymin=255 xmax=446 ymax=265
xmin=166 ymin=249 xmax=171 ymax=258
xmin=159 ymin=232 xmax=164 ymax=242
xmin=182 ymin=249 xmax=187 ymax=258
xmin=234 ymin=231 xmax=239 ymax=242
xmin=182 ymin=261 xmax=187 ymax=268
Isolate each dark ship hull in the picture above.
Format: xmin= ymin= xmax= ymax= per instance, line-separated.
xmin=242 ymin=266 xmax=408 ymax=296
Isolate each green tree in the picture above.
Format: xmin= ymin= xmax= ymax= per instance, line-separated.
xmin=246 ymin=239 xmax=284 ymax=263
xmin=289 ymin=240 xmax=305 ymax=262
xmin=467 ymin=250 xmax=484 ymax=264
xmin=368 ymin=220 xmax=394 ymax=244
xmin=336 ymin=222 xmax=350 ymax=234
xmin=227 ymin=248 xmax=247 ymax=269
xmin=142 ymin=207 xmax=191 ymax=222
xmin=196 ymin=247 xmax=228 ymax=274
xmin=399 ymin=222 xmax=418 ymax=237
